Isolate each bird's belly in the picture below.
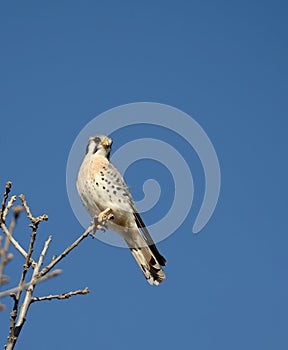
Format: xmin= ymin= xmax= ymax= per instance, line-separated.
xmin=77 ymin=179 xmax=134 ymax=229
xmin=77 ymin=157 xmax=136 ymax=231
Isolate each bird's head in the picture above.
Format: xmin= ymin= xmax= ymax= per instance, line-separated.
xmin=85 ymin=135 xmax=113 ymax=159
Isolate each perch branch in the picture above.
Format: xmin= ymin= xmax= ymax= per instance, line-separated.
xmin=38 ymin=208 xmax=113 ymax=279
xmin=38 ymin=225 xmax=94 ymax=278
xmin=5 ymin=206 xmax=113 ymax=350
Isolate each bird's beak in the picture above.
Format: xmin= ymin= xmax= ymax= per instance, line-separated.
xmin=101 ymin=137 xmax=112 ymax=149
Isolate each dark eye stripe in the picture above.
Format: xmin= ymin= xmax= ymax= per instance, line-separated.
xmin=85 ymin=142 xmax=90 ymax=154
xmin=85 ymin=136 xmax=101 ymax=154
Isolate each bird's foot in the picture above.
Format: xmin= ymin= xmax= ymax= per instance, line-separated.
xmin=91 ymin=208 xmax=114 ymax=237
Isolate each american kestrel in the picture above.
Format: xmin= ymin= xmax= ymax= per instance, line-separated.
xmin=76 ymin=135 xmax=166 ymax=285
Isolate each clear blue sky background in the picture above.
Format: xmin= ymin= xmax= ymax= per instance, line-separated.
xmin=1 ymin=1 xmax=287 ymax=349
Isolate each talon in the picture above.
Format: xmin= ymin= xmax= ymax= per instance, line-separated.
xmin=90 ymin=209 xmax=113 ymax=238
xmin=97 ymin=208 xmax=113 ymax=226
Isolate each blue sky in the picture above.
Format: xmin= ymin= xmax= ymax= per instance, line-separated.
xmin=1 ymin=1 xmax=287 ymax=349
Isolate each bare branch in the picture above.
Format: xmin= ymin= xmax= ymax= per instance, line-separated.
xmin=0 ymin=223 xmax=30 ymax=261
xmin=0 ymin=236 xmax=10 ymax=287
xmin=2 ymin=182 xmax=112 ymax=350
xmin=0 ymin=181 xmax=12 ymax=223
xmin=38 ymin=236 xmax=52 ymax=268
xmin=0 ymin=183 xmax=17 ymax=290
xmin=15 ymin=236 xmax=52 ymax=328
xmin=0 ymin=206 xmax=23 ymax=288
xmin=38 ymin=224 xmax=94 ymax=279
xmin=2 ymin=196 xmax=17 ymax=223
xmin=38 ymin=208 xmax=113 ymax=279
xmin=0 ymin=270 xmax=62 ymax=298
xmin=19 ymin=194 xmax=48 ymax=224
xmin=31 ymin=287 xmax=89 ymax=303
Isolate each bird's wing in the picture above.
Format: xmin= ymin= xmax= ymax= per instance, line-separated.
xmin=132 ymin=212 xmax=166 ymax=266
xmin=107 ymin=162 xmax=166 ymax=266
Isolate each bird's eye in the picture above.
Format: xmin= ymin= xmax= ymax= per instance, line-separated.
xmin=94 ymin=137 xmax=101 ymax=144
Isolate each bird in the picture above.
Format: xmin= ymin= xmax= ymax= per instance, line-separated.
xmin=76 ymin=135 xmax=166 ymax=285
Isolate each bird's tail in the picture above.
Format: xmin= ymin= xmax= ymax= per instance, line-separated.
xmin=125 ymin=236 xmax=166 ymax=285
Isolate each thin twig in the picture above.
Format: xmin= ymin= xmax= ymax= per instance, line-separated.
xmin=31 ymin=287 xmax=89 ymax=303
xmin=38 ymin=236 xmax=52 ymax=268
xmin=0 ymin=223 xmax=34 ymax=265
xmin=15 ymin=236 xmax=52 ymax=328
xmin=37 ymin=208 xmax=113 ymax=279
xmin=2 ymin=196 xmax=17 ymax=223
xmin=14 ymin=215 xmax=39 ymax=305
xmin=0 ymin=236 xmax=10 ymax=288
xmin=0 ymin=183 xmax=15 ymax=292
xmin=0 ymin=206 xmax=23 ymax=288
xmin=0 ymin=223 xmax=30 ymax=262
xmin=37 ymin=224 xmax=95 ymax=279
xmin=0 ymin=182 xmax=12 ymax=223
xmin=0 ymin=270 xmax=62 ymax=298
xmin=19 ymin=194 xmax=48 ymax=224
